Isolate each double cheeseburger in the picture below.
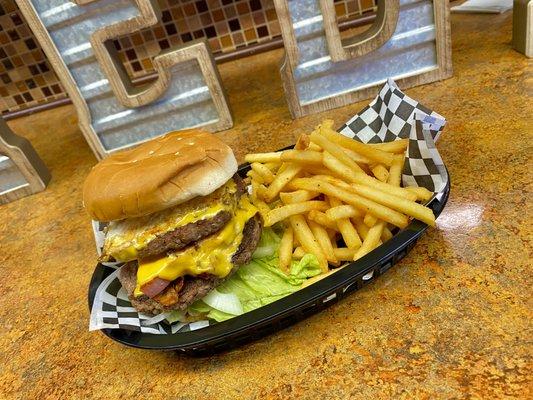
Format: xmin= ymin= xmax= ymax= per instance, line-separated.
xmin=83 ymin=130 xmax=262 ymax=315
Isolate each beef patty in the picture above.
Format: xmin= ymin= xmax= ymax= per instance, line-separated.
xmin=134 ymin=174 xmax=246 ymax=259
xmin=118 ymin=214 xmax=263 ymax=315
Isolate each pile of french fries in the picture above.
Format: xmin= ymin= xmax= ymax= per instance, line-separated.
xmin=244 ymin=119 xmax=435 ymax=274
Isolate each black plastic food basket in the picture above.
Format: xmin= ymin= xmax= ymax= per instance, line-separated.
xmin=88 ymin=160 xmax=450 ymax=355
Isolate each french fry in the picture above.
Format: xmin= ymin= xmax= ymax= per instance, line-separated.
xmin=363 ymin=213 xmax=378 ymax=228
xmin=293 ymin=234 xmax=300 ymax=247
xmin=308 ymin=210 xmax=339 ymax=231
xmin=283 ymin=181 xmax=299 ymax=192
xmin=279 ymin=227 xmax=293 ymax=272
xmin=381 ymin=226 xmax=393 ymax=242
xmin=280 ymin=190 xmax=319 ymax=204
xmin=353 ymin=219 xmax=369 ymax=240
xmin=245 ymin=152 xmax=282 ymax=163
xmin=251 ymin=162 xmax=275 ymax=184
xmin=256 ymin=183 xmax=268 ymax=201
xmin=293 ymin=246 xmax=305 ymax=259
xmin=277 ymin=163 xmax=288 ymax=175
xmin=280 ymin=150 xmax=323 ymax=165
xmin=337 ymin=219 xmax=361 ymax=249
xmin=344 ymin=148 xmax=371 ymax=164
xmin=247 ymin=169 xmax=264 ymax=184
xmin=291 ymin=178 xmax=409 ymax=228
xmin=322 ymin=151 xmax=361 ymax=183
xmin=388 ymin=154 xmax=404 ymax=187
xmin=310 ymin=132 xmax=365 ymax=174
xmin=371 ymin=164 xmax=389 ymax=182
xmin=325 ymin=204 xmax=362 ymax=220
xmin=406 ymin=186 xmax=433 ymax=202
xmin=369 ymin=139 xmax=409 ymax=153
xmin=309 ymin=220 xmax=338 ymax=264
xmin=322 ymin=153 xmax=416 ymax=201
xmin=313 ymin=174 xmax=351 ymax=189
xmin=295 ymin=133 xmax=310 ymax=150
xmin=264 ymin=162 xmax=280 ymax=172
xmin=300 ymin=166 xmax=345 ymax=180
xmin=333 ymin=247 xmax=357 ymax=261
xmin=308 ymin=143 xmax=322 ymax=152
xmin=263 ymin=163 xmax=302 ymax=202
xmin=265 ymin=201 xmax=329 ymax=226
xmin=328 ymin=196 xmax=361 ymax=249
xmin=350 ymin=173 xmax=417 ymax=201
xmin=351 ymin=184 xmax=436 ymax=226
xmin=289 ymin=215 xmax=328 ymax=273
xmin=353 ymin=220 xmax=386 ymax=260
xmin=254 ymin=199 xmax=271 ymax=220
xmin=319 ymin=124 xmax=395 ymax=166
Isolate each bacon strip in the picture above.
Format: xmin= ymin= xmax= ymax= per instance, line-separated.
xmin=140 ymin=277 xmax=172 ymax=298
xmin=153 ymin=278 xmax=184 ymax=306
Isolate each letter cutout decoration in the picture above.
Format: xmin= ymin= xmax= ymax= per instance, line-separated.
xmin=16 ymin=0 xmax=232 ymax=159
xmin=512 ymin=0 xmax=533 ymax=58
xmin=273 ymin=0 xmax=452 ymax=118
xmin=0 ymin=118 xmax=51 ymax=205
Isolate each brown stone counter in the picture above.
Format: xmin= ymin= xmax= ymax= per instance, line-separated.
xmin=0 ymin=12 xmax=530 ymax=399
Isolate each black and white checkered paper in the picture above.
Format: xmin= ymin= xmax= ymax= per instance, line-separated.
xmin=403 ymin=118 xmax=448 ymax=197
xmin=339 ymin=78 xmax=448 ymax=196
xmin=89 ymin=78 xmax=448 ymax=334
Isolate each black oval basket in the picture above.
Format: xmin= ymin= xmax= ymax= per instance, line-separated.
xmin=88 ymin=162 xmax=450 ymax=355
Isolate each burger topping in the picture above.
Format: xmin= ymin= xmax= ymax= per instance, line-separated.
xmin=116 ymin=215 xmax=262 ymax=313
xmin=152 ymin=278 xmax=184 ymax=305
xmin=134 ymin=197 xmax=257 ymax=297
xmin=139 ymin=277 xmax=172 ymax=299
xmin=103 ymin=179 xmax=239 ymax=262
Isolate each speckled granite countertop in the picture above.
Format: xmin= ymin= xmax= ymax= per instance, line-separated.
xmin=0 ymin=12 xmax=531 ymax=400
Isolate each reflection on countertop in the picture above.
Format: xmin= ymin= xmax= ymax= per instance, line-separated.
xmin=437 ymin=203 xmax=484 ymax=231
xmin=0 ymin=12 xmax=531 ymax=400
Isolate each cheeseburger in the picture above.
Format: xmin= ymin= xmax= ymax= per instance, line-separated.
xmin=83 ymin=130 xmax=262 ymax=315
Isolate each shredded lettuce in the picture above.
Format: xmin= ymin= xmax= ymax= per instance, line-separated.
xmin=179 ymin=228 xmax=322 ymax=323
xmin=202 ymin=289 xmax=243 ymax=316
xmin=257 ymin=253 xmax=322 ymax=286
xmin=251 ymin=227 xmax=280 ymax=258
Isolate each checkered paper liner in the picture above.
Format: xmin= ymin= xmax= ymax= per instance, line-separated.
xmin=339 ymin=78 xmax=448 ymax=196
xmin=340 ymin=78 xmax=446 ymax=143
xmin=89 ymin=78 xmax=448 ymax=334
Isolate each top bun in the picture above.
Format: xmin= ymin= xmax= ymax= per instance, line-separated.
xmin=83 ymin=129 xmax=238 ymax=221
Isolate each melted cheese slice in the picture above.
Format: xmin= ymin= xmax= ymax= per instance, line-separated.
xmin=104 ymin=180 xmax=237 ymax=262
xmin=134 ymin=197 xmax=257 ymax=297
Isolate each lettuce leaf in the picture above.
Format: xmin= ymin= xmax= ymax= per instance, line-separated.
xmin=183 ymin=228 xmax=322 ymax=323
xmin=257 ymin=253 xmax=322 ymax=286
xmin=251 ymin=226 xmax=281 ymax=258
